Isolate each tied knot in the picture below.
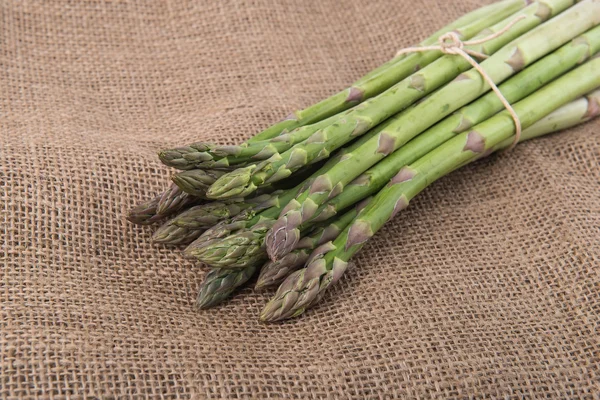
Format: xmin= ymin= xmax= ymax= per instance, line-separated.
xmin=438 ymin=32 xmax=464 ymax=55
xmin=394 ymin=15 xmax=526 ymax=149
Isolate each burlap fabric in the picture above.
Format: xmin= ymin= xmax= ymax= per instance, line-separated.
xmin=1 ymin=0 xmax=599 ymax=398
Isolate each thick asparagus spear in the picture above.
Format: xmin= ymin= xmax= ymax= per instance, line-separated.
xmin=256 ymin=206 xmax=362 ymax=289
xmin=260 ymin=58 xmax=600 ymax=322
xmin=159 ymin=0 xmax=528 ymax=171
xmin=195 ymin=266 xmax=257 ymax=309
xmin=265 ymin=25 xmax=600 ymax=260
xmin=207 ymin=0 xmax=577 ymax=200
xmin=127 ymin=183 xmax=201 ymax=225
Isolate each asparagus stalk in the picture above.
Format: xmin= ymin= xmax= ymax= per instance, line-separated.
xmin=206 ymin=0 xmax=577 ymax=200
xmin=152 ymin=192 xmax=281 ymax=245
xmin=265 ymin=25 xmax=600 ymax=260
xmin=256 ymin=205 xmax=362 ymax=289
xmin=195 ymin=266 xmax=257 ymax=309
xmin=502 ymin=88 xmax=600 ymax=143
xmin=171 ymin=169 xmax=227 ymax=197
xmin=160 ymin=0 xmax=528 ymax=171
xmin=127 ymin=183 xmax=201 ymax=225
xmin=260 ymin=58 xmax=600 ymax=322
xmin=159 ymin=114 xmax=344 ymax=170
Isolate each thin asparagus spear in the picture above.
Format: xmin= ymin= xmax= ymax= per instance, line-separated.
xmin=500 ymin=89 xmax=599 ymax=143
xmin=159 ymin=113 xmax=344 ymax=170
xmin=171 ymin=169 xmax=227 ymax=197
xmin=127 ymin=183 xmax=201 ymax=225
xmin=207 ymin=0 xmax=578 ymax=200
xmin=265 ymin=25 xmax=600 ymax=260
xmin=152 ymin=192 xmax=281 ymax=245
xmin=260 ymin=58 xmax=600 ymax=322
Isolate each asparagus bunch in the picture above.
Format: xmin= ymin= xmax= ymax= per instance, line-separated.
xmin=126 ymin=0 xmax=599 ymax=320
xmin=194 ymin=87 xmax=599 ymax=314
xmin=261 ymin=58 xmax=600 ymax=321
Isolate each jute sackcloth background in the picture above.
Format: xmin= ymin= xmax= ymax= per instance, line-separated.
xmin=1 ymin=0 xmax=599 ymax=398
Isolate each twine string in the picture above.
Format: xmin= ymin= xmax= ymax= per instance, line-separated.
xmin=396 ymin=16 xmax=526 ymax=149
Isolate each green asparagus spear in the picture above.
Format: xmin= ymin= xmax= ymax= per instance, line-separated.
xmin=171 ymin=169 xmax=227 ymax=197
xmin=260 ymin=57 xmax=600 ymax=322
xmin=195 ymin=266 xmax=257 ymax=309
xmin=499 ymin=88 xmax=599 ymax=143
xmin=127 ymin=183 xmax=201 ymax=225
xmin=207 ymin=0 xmax=576 ymax=200
xmin=265 ymin=25 xmax=600 ymax=260
xmin=159 ymin=114 xmax=343 ymax=170
xmin=152 ymin=192 xmax=280 ymax=245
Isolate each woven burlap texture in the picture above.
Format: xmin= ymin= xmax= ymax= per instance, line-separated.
xmin=1 ymin=0 xmax=599 ymax=398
